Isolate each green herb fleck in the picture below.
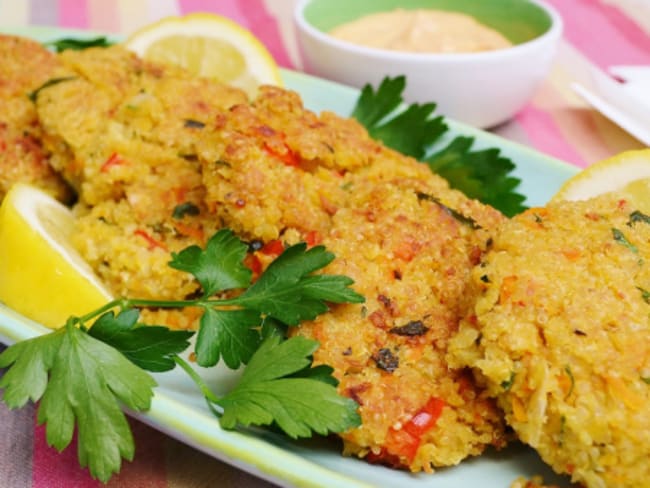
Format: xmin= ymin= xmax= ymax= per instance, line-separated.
xmin=28 ymin=76 xmax=76 ymax=102
xmin=563 ymin=365 xmax=575 ymax=399
xmin=501 ymin=371 xmax=515 ymax=391
xmin=416 ymin=191 xmax=481 ymax=229
xmin=612 ymin=228 xmax=638 ymax=253
xmin=183 ymin=119 xmax=205 ymax=129
xmin=642 ymin=376 xmax=650 ymax=385
xmin=628 ymin=210 xmax=650 ymax=226
xmin=172 ymin=202 xmax=201 ymax=219
xmin=637 ymin=287 xmax=650 ymax=304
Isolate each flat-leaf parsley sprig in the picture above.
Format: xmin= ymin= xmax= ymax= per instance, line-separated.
xmin=352 ymin=75 xmax=527 ymax=217
xmin=0 ymin=229 xmax=364 ymax=482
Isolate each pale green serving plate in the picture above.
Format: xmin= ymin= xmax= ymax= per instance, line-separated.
xmin=0 ymin=26 xmax=577 ymax=488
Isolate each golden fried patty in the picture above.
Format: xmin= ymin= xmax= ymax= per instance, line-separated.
xmin=0 ymin=35 xmax=72 ymax=202
xmin=35 ymin=45 xmax=248 ymax=199
xmin=449 ymin=194 xmax=650 ymax=488
xmin=293 ymin=178 xmax=507 ymax=472
xmin=34 ymin=45 xmax=248 ymax=305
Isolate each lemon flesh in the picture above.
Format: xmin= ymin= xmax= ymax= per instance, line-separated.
xmin=0 ymin=184 xmax=112 ymax=328
xmin=125 ymin=13 xmax=282 ymax=98
xmin=552 ymin=149 xmax=650 ymax=212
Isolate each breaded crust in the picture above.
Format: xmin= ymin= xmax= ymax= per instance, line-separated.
xmin=0 ymin=35 xmax=72 ymax=202
xmin=449 ymin=194 xmax=650 ymax=488
xmin=35 ymin=45 xmax=248 ymax=196
xmin=34 ymin=46 xmax=248 ymax=305
xmin=294 ymin=178 xmax=507 ymax=472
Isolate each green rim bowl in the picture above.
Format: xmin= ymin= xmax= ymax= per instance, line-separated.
xmin=294 ymin=0 xmax=563 ymax=128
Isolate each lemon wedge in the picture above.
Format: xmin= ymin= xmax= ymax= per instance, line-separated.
xmin=0 ymin=184 xmax=112 ymax=328
xmin=552 ymin=149 xmax=650 ymax=211
xmin=124 ymin=12 xmax=282 ymax=98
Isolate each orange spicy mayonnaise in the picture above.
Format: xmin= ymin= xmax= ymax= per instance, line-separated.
xmin=329 ymin=9 xmax=512 ymax=54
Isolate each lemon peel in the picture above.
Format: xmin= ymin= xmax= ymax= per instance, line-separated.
xmin=552 ymin=149 xmax=650 ymax=212
xmin=0 ymin=184 xmax=112 ymax=328
xmin=124 ymin=12 xmax=282 ymax=98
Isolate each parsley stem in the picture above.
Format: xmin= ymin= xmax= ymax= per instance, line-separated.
xmin=173 ymin=355 xmax=221 ymax=405
xmin=75 ymin=297 xmax=254 ymax=327
xmin=74 ymin=299 xmax=122 ymax=325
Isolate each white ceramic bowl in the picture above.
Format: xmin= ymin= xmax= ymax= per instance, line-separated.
xmin=294 ymin=0 xmax=563 ymax=128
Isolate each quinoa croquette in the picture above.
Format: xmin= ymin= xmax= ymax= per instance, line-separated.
xmin=294 ymin=178 xmax=507 ymax=471
xmin=449 ymin=194 xmax=650 ymax=488
xmin=0 ymin=35 xmax=72 ymax=202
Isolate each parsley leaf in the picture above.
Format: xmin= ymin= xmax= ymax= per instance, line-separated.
xmin=88 ymin=309 xmax=194 ymax=372
xmin=351 ymin=76 xmax=527 ymax=217
xmin=352 ymin=76 xmax=447 ymax=159
xmin=426 ymin=137 xmax=527 ymax=216
xmin=169 ymin=228 xmax=252 ymax=296
xmin=195 ymin=308 xmax=261 ymax=368
xmin=0 ymin=228 xmax=365 ymax=481
xmin=217 ymin=335 xmax=360 ymax=438
xmin=0 ymin=322 xmax=156 ymax=482
xmin=45 ymin=36 xmax=114 ymax=52
xmin=231 ymin=244 xmax=365 ymax=325
xmin=352 ymin=76 xmax=405 ymax=128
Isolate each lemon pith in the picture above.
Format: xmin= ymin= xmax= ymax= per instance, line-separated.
xmin=0 ymin=184 xmax=112 ymax=328
xmin=124 ymin=12 xmax=282 ymax=98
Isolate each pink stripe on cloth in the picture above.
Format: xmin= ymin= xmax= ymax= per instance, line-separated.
xmin=178 ymin=0 xmax=293 ymax=68
xmin=58 ymin=0 xmax=89 ymax=29
xmin=515 ymin=104 xmax=588 ymax=168
xmin=545 ymin=0 xmax=650 ymax=70
xmin=88 ymin=0 xmax=120 ymax=32
xmin=239 ymin=0 xmax=293 ymax=68
xmin=179 ymin=0 xmax=248 ymax=25
xmin=105 ymin=419 xmax=168 ymax=488
xmin=32 ymin=421 xmax=101 ymax=488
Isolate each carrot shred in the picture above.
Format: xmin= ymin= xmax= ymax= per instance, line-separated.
xmin=560 ymin=248 xmax=581 ymax=260
xmin=305 ymin=230 xmax=322 ymax=247
xmin=264 ymin=141 xmax=300 ymax=167
xmin=100 ymin=152 xmax=125 ymax=173
xmin=173 ymin=222 xmax=204 ymax=242
xmin=499 ymin=275 xmax=519 ymax=304
xmin=134 ymin=229 xmax=168 ymax=251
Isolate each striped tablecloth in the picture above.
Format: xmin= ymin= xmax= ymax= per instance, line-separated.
xmin=1 ymin=1 xmax=649 ymax=487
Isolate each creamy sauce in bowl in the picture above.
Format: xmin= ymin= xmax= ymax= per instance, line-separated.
xmin=329 ymin=9 xmax=513 ymax=54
